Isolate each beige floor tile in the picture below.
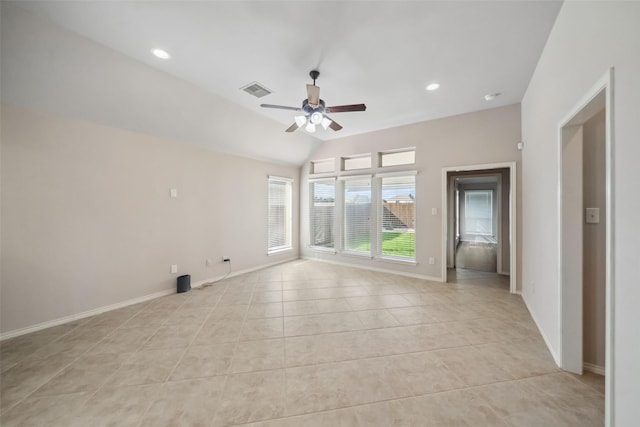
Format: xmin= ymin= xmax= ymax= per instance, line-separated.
xmin=354 ymin=309 xmax=401 ymax=328
xmin=387 ymin=306 xmax=436 ymax=325
xmin=219 ymin=292 xmax=254 ymax=306
xmin=379 ymin=351 xmax=466 ymax=397
xmin=284 ymin=312 xmax=364 ymax=336
xmin=193 ymin=319 xmax=244 ymax=345
xmin=121 ymin=309 xmax=174 ymax=329
xmin=346 ymin=294 xmax=413 ymax=310
xmin=142 ymin=324 xmax=200 ymax=350
xmin=253 ymin=291 xmax=283 ymax=304
xmin=285 ymin=331 xmax=378 ymax=367
xmin=571 ymin=371 xmax=605 ymax=394
xmin=242 ymin=406 xmax=361 ymax=426
xmin=230 ymin=338 xmax=285 ymax=373
xmin=2 ymin=261 xmax=604 ymax=426
xmin=213 ymin=369 xmax=286 ymax=426
xmin=433 ymin=345 xmax=516 ymax=387
xmin=34 ymin=352 xmax=130 ymax=396
xmin=209 ymin=304 xmax=249 ymax=321
xmin=355 ymin=389 xmax=508 ymax=427
xmin=106 ymin=348 xmax=185 ymax=387
xmin=68 ymin=383 xmax=162 ymax=427
xmin=170 ymin=343 xmax=236 ymax=380
xmin=284 ymin=356 xmax=414 ymax=416
xmin=247 ymin=302 xmax=283 ymax=318
xmin=166 ymin=307 xmax=212 ymax=324
xmin=254 ymin=282 xmax=283 ymax=291
xmin=1 ymin=353 xmax=76 ymax=411
xmin=139 ymin=377 xmax=226 ymax=427
xmin=240 ymin=318 xmax=284 ymax=341
xmin=88 ymin=327 xmax=157 ymax=354
xmin=283 ymin=298 xmax=351 ymax=316
xmin=0 ymin=391 xmax=89 ymax=427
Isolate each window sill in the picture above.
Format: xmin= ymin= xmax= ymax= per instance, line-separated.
xmin=308 ymin=246 xmax=337 ymax=254
xmin=376 ymin=256 xmax=417 ymax=266
xmin=267 ymin=247 xmax=293 ymax=256
xmin=340 ymin=251 xmax=373 ymax=259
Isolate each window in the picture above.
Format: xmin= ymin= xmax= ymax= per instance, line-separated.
xmin=343 ymin=177 xmax=371 ymax=256
xmin=309 ymin=179 xmax=335 ymax=250
xmin=379 ymin=149 xmax=415 ymax=167
xmin=310 ymin=159 xmax=335 ymax=174
xmin=342 ymin=155 xmax=371 ymax=171
xmin=463 ymin=190 xmax=494 ymax=237
xmin=268 ymin=176 xmax=293 ymax=254
xmin=378 ymin=174 xmax=416 ymax=261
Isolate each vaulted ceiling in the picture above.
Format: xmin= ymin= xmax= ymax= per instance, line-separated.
xmin=1 ymin=1 xmax=562 ymax=165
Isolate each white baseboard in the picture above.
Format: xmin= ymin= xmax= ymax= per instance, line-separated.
xmin=301 ymin=256 xmax=443 ymax=282
xmin=0 ymin=256 xmax=299 ymax=342
xmin=584 ymin=362 xmax=605 ymax=376
xmin=193 ymin=256 xmax=300 ymax=288
xmin=0 ymin=288 xmax=174 ymax=342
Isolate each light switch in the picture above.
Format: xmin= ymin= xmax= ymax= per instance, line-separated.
xmin=431 ymin=208 xmax=438 ymax=215
xmin=585 ymin=208 xmax=600 ymax=224
xmin=170 ymin=188 xmax=178 ymax=198
xmin=170 ymin=264 xmax=178 ymax=274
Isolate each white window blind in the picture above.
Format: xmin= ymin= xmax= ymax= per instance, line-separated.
xmin=463 ymin=190 xmax=493 ymax=236
xmin=379 ymin=175 xmax=416 ymax=261
xmin=343 ymin=177 xmax=371 ymax=255
xmin=309 ymin=179 xmax=335 ymax=249
xmin=268 ymin=176 xmax=292 ymax=254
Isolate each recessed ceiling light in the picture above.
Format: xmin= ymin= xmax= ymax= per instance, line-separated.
xmin=151 ymin=48 xmax=170 ymax=60
xmin=484 ymin=92 xmax=501 ymax=101
xmin=425 ymin=83 xmax=440 ymax=91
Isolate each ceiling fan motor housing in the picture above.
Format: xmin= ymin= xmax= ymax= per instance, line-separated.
xmin=302 ymin=98 xmax=325 ymax=114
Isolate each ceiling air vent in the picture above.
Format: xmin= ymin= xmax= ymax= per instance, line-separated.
xmin=240 ymin=81 xmax=272 ymax=98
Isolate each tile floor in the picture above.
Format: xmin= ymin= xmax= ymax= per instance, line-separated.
xmin=0 ymin=260 xmax=604 ymax=426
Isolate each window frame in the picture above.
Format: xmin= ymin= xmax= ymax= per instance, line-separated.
xmin=378 ymin=148 xmax=416 ymax=168
xmin=341 ymin=154 xmax=372 ymax=172
xmin=340 ymin=175 xmax=373 ymax=258
xmin=376 ymin=171 xmax=418 ymax=264
xmin=308 ymin=177 xmax=337 ymax=253
xmin=267 ymin=176 xmax=294 ymax=255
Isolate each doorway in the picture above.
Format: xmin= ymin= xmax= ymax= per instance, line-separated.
xmin=452 ymin=173 xmax=502 ymax=273
xmin=558 ymin=69 xmax=613 ymax=425
xmin=441 ymin=162 xmax=516 ymax=294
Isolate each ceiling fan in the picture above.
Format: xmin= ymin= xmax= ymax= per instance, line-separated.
xmin=260 ymin=70 xmax=366 ymax=133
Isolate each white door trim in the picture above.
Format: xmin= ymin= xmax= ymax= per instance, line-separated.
xmin=441 ymin=161 xmax=517 ymax=293
xmin=557 ymin=67 xmax=614 ymax=427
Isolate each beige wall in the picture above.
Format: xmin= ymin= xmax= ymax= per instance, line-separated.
xmin=582 ymin=109 xmax=606 ymax=370
xmin=0 ymin=106 xmax=299 ymax=335
xmin=300 ymin=104 xmax=521 ymax=284
xmin=521 ymin=1 xmax=640 ymax=422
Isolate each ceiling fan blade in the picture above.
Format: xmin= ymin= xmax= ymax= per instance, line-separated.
xmin=325 ymin=116 xmax=343 ymax=131
xmin=325 ymin=104 xmax=367 ymax=113
xmin=306 ymin=84 xmax=320 ymax=107
xmin=260 ymin=104 xmax=302 ymax=112
xmin=285 ymin=122 xmax=299 ymax=133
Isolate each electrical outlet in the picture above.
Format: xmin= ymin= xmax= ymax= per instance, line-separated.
xmin=170 ymin=264 xmax=178 ymax=274
xmin=206 ymin=259 xmax=212 ymax=266
xmin=428 ymin=257 xmax=435 ymax=265
xmin=221 ymin=256 xmax=228 ymax=262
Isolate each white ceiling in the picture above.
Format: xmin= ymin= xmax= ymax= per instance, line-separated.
xmin=3 ymin=1 xmax=562 ymax=164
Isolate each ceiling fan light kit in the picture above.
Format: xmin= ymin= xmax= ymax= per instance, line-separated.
xmin=260 ymin=70 xmax=366 ymax=133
